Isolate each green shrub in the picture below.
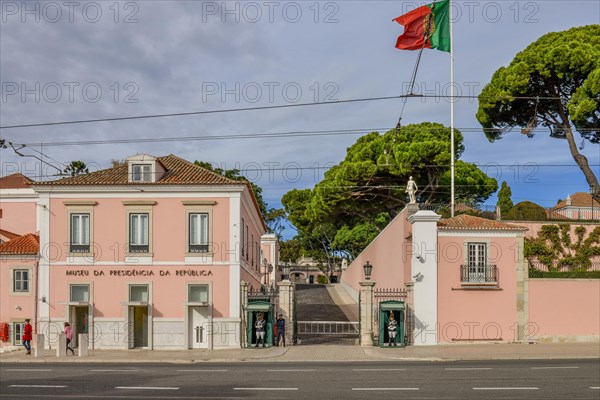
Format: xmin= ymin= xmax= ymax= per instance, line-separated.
xmin=317 ymin=275 xmax=329 ymax=284
xmin=506 ymin=201 xmax=547 ymax=221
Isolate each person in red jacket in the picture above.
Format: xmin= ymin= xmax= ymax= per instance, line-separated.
xmin=22 ymin=319 xmax=32 ymax=355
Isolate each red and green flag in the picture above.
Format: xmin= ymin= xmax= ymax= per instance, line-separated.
xmin=394 ymin=0 xmax=450 ymax=52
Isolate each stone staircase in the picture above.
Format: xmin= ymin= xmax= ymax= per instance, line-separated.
xmin=295 ymin=284 xmax=359 ymax=345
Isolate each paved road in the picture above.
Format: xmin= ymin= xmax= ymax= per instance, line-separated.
xmin=1 ymin=359 xmax=598 ymax=399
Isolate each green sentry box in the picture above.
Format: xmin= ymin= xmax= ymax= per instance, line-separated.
xmin=378 ymin=300 xmax=405 ymax=347
xmin=246 ymin=301 xmax=274 ymax=348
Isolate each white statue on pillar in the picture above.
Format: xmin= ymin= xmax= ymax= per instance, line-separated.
xmin=406 ymin=176 xmax=418 ymax=204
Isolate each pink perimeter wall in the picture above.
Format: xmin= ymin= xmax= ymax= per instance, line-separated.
xmin=529 ymin=279 xmax=600 ymax=337
xmin=342 ymin=208 xmax=412 ymax=296
xmin=49 ymin=265 xmax=230 ymax=319
xmin=437 ymin=236 xmax=519 ymax=343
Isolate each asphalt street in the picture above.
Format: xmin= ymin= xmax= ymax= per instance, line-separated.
xmin=1 ymin=359 xmax=599 ymax=399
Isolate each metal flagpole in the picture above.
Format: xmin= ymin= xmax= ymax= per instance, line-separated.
xmin=449 ymin=0 xmax=455 ymax=217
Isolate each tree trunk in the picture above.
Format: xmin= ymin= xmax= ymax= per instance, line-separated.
xmin=557 ymin=116 xmax=600 ymax=205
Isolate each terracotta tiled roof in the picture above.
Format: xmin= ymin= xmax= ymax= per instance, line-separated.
xmin=0 ymin=229 xmax=21 ymax=241
xmin=553 ymin=192 xmax=600 ymax=209
xmin=438 ymin=214 xmax=527 ymax=231
xmin=33 ymin=155 xmax=240 ymax=186
xmin=0 ymin=233 xmax=39 ymax=254
xmin=0 ymin=173 xmax=34 ymax=189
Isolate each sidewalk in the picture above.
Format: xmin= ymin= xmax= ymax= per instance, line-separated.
xmin=1 ymin=342 xmax=598 ymax=363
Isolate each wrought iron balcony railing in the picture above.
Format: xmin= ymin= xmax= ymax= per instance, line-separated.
xmin=460 ymin=264 xmax=498 ymax=284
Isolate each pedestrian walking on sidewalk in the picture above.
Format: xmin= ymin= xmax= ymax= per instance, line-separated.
xmin=276 ymin=313 xmax=286 ymax=347
xmin=22 ymin=319 xmax=32 ymax=355
xmin=64 ymin=322 xmax=75 ymax=355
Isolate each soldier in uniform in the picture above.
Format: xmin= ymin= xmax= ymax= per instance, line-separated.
xmin=387 ymin=311 xmax=398 ymax=346
xmin=254 ymin=312 xmax=266 ymax=347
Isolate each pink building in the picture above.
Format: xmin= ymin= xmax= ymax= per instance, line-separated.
xmin=1 ymin=154 xmax=278 ymax=351
xmin=552 ymin=192 xmax=600 ymax=221
xmin=0 ymin=173 xmax=37 ymax=239
xmin=0 ymin=234 xmax=40 ymax=348
xmin=341 ymin=206 xmax=600 ymax=345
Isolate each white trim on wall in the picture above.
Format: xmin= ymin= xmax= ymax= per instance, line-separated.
xmin=438 ymin=231 xmax=521 ymax=238
xmin=229 ymin=192 xmax=241 ymax=319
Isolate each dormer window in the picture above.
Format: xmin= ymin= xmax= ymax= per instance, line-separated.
xmin=126 ymin=154 xmax=165 ymax=183
xmin=132 ymin=164 xmax=151 ymax=182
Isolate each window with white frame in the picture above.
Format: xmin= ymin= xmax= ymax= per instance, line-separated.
xmin=132 ymin=164 xmax=151 ymax=182
xmin=13 ymin=269 xmax=29 ymax=292
xmin=12 ymin=322 xmax=24 ymax=345
xmin=70 ymin=213 xmax=90 ymax=253
xmin=461 ymin=243 xmax=496 ymax=283
xmin=245 ymin=225 xmax=249 ymax=261
xmin=188 ymin=284 xmax=209 ymax=303
xmin=129 ymin=213 xmax=149 ymax=253
xmin=129 ymin=284 xmax=149 ymax=302
xmin=189 ymin=213 xmax=209 ymax=253
xmin=241 ymin=217 xmax=245 ymax=258
xmin=70 ymin=284 xmax=90 ymax=302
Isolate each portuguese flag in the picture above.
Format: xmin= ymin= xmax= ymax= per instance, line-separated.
xmin=394 ymin=0 xmax=450 ymax=52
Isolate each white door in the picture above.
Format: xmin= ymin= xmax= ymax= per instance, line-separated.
xmin=189 ymin=307 xmax=209 ymax=349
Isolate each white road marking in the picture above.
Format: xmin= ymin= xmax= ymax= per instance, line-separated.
xmin=590 ymin=387 xmax=600 ymax=389
xmin=531 ymin=366 xmax=579 ymax=369
xmin=445 ymin=367 xmax=492 ymax=370
xmin=352 ymin=388 xmax=419 ymax=391
xmin=177 ymin=369 xmax=228 ymax=372
xmin=6 ymin=369 xmax=52 ymax=372
xmin=353 ymin=368 xmax=406 ymax=371
xmin=234 ymin=388 xmax=298 ymax=391
xmin=9 ymin=385 xmax=67 ymax=388
xmin=473 ymin=387 xmax=539 ymax=390
xmin=115 ymin=386 xmax=180 ymax=390
xmin=90 ymin=369 xmax=139 ymax=372
xmin=266 ymin=369 xmax=316 ymax=372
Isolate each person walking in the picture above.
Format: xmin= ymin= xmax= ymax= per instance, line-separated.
xmin=22 ymin=319 xmax=32 ymax=355
xmin=64 ymin=322 xmax=75 ymax=355
xmin=276 ymin=313 xmax=286 ymax=347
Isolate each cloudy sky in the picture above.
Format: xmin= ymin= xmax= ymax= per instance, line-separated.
xmin=1 ymin=0 xmax=599 ymax=237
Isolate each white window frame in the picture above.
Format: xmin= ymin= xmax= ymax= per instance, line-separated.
xmin=12 ymin=322 xmax=25 ymax=345
xmin=241 ymin=217 xmax=245 ymax=258
xmin=70 ymin=213 xmax=90 ymax=253
xmin=129 ymin=213 xmax=150 ymax=253
xmin=13 ymin=269 xmax=30 ymax=293
xmin=467 ymin=242 xmax=487 ymax=281
xmin=70 ymin=284 xmax=90 ymax=303
xmin=132 ymin=164 xmax=152 ymax=182
xmin=183 ymin=202 xmax=214 ymax=257
xmin=187 ymin=284 xmax=209 ymax=304
xmin=189 ymin=213 xmax=209 ymax=253
xmin=129 ymin=284 xmax=150 ymax=302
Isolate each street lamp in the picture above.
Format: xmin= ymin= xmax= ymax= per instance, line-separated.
xmin=591 ymin=185 xmax=597 ymax=220
xmin=261 ymin=258 xmax=273 ymax=286
xmin=363 ymin=261 xmax=373 ymax=280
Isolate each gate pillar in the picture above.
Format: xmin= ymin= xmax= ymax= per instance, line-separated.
xmin=359 ymin=281 xmax=376 ymax=346
xmin=405 ymin=282 xmax=414 ymax=345
xmin=278 ymin=281 xmax=295 ymax=346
